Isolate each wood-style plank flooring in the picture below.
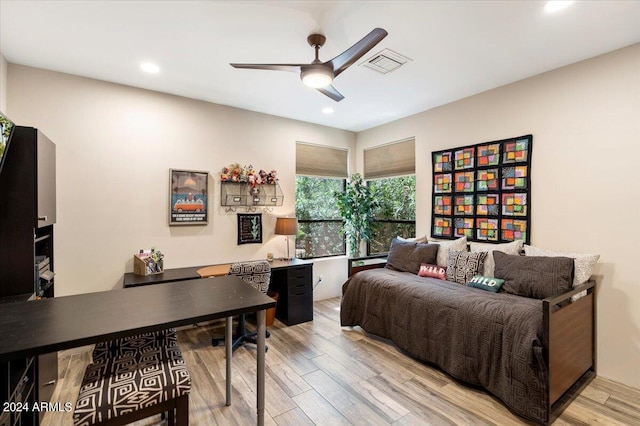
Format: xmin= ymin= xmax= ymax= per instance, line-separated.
xmin=42 ymin=298 xmax=640 ymax=425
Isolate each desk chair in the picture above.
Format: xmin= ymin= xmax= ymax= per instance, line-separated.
xmin=91 ymin=328 xmax=178 ymax=363
xmin=74 ymin=343 xmax=191 ymax=425
xmin=212 ymin=260 xmax=271 ymax=352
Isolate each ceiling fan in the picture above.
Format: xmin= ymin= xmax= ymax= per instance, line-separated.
xmin=230 ymin=28 xmax=388 ymax=102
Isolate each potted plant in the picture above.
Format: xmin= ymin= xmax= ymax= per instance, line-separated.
xmin=335 ymin=173 xmax=380 ymax=257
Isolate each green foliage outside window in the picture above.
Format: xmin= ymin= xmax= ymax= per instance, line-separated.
xmin=335 ymin=173 xmax=381 ymax=257
xmin=368 ymin=175 xmax=416 ymax=254
xmin=295 ymin=174 xmax=416 ymax=258
xmin=295 ymin=176 xmax=345 ymax=258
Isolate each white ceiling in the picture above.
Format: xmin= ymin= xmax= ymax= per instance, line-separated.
xmin=1 ymin=1 xmax=639 ymax=132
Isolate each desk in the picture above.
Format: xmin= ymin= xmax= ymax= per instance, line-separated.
xmin=0 ymin=276 xmax=275 ymax=425
xmin=197 ymin=263 xmax=231 ymax=278
xmin=122 ymin=263 xmax=232 ymax=288
xmin=123 ymin=265 xmax=205 ymax=287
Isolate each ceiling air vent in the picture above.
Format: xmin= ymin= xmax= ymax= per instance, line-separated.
xmin=360 ymin=49 xmax=411 ymax=74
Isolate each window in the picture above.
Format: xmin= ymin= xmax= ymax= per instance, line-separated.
xmin=295 ymin=176 xmax=346 ymax=258
xmin=295 ymin=142 xmax=348 ymax=259
xmin=364 ymin=138 xmax=416 ymax=255
xmin=368 ymin=175 xmax=416 ymax=255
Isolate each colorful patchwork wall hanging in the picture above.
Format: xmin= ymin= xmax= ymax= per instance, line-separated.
xmin=431 ymin=135 xmax=532 ymax=244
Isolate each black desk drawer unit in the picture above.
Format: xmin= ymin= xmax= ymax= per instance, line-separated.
xmin=269 ymin=263 xmax=313 ymax=325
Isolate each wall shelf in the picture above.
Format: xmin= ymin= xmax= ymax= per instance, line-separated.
xmin=220 ymin=182 xmax=283 ymax=212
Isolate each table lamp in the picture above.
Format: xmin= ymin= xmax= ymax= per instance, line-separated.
xmin=275 ymin=217 xmax=298 ymax=260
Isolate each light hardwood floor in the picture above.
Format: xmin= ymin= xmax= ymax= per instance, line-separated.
xmin=42 ymin=297 xmax=640 ymax=425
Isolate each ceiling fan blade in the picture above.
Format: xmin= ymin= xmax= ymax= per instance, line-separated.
xmin=326 ymin=28 xmax=388 ymax=77
xmin=317 ymin=85 xmax=345 ymax=102
xmin=230 ymin=63 xmax=303 ymax=73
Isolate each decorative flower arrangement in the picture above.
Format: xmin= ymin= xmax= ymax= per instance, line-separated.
xmin=221 ymin=163 xmax=278 ymax=186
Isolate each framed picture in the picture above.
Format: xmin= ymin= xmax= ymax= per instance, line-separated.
xmin=237 ymin=213 xmax=262 ymax=244
xmin=169 ymin=169 xmax=209 ymax=226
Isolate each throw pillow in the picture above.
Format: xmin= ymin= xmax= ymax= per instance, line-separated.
xmin=493 ymin=251 xmax=574 ymax=299
xmin=445 ymin=250 xmax=487 ymax=285
xmin=429 ymin=236 xmax=468 ymax=267
xmin=470 ymin=240 xmax=524 ymax=277
xmin=523 ymin=245 xmax=599 ymax=286
xmin=467 ymin=275 xmax=505 ymax=293
xmin=386 ymin=238 xmax=439 ymax=275
xmin=418 ymin=263 xmax=446 ymax=280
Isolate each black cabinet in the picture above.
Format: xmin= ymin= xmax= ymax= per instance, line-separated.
xmin=0 ymin=126 xmax=57 ymax=425
xmin=0 ymin=126 xmax=56 ymax=298
xmin=268 ymin=260 xmax=313 ymax=325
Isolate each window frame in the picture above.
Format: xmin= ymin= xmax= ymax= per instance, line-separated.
xmin=295 ymin=175 xmax=347 ymax=259
xmin=366 ymin=174 xmax=417 ymax=256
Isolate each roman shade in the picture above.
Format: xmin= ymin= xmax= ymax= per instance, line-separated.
xmin=296 ymin=142 xmax=348 ymax=178
xmin=364 ymin=138 xmax=415 ymax=179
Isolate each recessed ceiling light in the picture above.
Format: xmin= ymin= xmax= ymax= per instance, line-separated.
xmin=322 ymin=107 xmax=334 ymax=114
xmin=544 ymin=1 xmax=574 ymax=14
xmin=140 ymin=62 xmax=160 ymax=74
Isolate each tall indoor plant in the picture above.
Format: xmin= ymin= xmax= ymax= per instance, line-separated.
xmin=335 ymin=173 xmax=380 ymax=257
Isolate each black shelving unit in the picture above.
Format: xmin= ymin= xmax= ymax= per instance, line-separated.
xmin=0 ymin=355 xmax=37 ymax=426
xmin=0 ymin=126 xmax=57 ymax=425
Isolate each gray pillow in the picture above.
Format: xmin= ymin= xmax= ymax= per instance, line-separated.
xmin=469 ymin=240 xmax=523 ymax=277
xmin=493 ymin=251 xmax=574 ymax=299
xmin=523 ymin=245 xmax=599 ymax=285
xmin=386 ymin=238 xmax=439 ymax=275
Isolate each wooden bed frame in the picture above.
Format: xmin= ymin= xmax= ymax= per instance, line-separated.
xmin=351 ymin=261 xmax=597 ymax=424
xmin=543 ymin=279 xmax=596 ymax=423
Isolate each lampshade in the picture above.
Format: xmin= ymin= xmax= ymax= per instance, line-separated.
xmin=275 ymin=217 xmax=298 ymax=235
xmin=300 ymin=65 xmax=333 ymax=88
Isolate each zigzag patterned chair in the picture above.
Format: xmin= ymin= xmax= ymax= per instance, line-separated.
xmin=212 ymin=260 xmax=271 ymax=351
xmin=73 ymin=343 xmax=191 ymax=426
xmin=91 ymin=328 xmax=178 ymax=363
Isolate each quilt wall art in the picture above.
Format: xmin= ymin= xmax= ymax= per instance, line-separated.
xmin=431 ymin=135 xmax=532 ymax=244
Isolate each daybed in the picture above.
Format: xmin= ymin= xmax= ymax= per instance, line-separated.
xmin=340 ymin=239 xmax=596 ymax=425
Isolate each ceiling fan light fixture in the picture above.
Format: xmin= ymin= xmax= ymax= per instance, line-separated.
xmin=301 ymin=66 xmax=333 ymax=88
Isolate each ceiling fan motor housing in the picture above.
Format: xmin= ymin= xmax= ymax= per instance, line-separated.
xmin=307 ymin=34 xmax=326 ymax=48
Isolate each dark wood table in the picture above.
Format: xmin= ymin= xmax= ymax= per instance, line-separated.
xmin=0 ymin=276 xmax=275 ymax=425
xmin=123 ymin=265 xmax=206 ymax=287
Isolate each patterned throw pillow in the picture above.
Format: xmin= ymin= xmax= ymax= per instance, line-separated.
xmin=470 ymin=240 xmax=523 ymax=277
xmin=446 ymin=250 xmax=488 ymax=285
xmin=418 ymin=263 xmax=446 ymax=280
xmin=429 ymin=236 xmax=468 ymax=267
xmin=467 ymin=275 xmax=505 ymax=293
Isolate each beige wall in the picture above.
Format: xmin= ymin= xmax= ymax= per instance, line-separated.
xmin=7 ymin=65 xmax=356 ymax=300
xmin=6 ymin=44 xmax=640 ymax=390
xmin=357 ymin=44 xmax=640 ymax=389
xmin=0 ymin=54 xmax=7 ymax=112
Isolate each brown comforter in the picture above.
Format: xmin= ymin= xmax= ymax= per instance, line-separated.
xmin=341 ymin=268 xmax=548 ymax=424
